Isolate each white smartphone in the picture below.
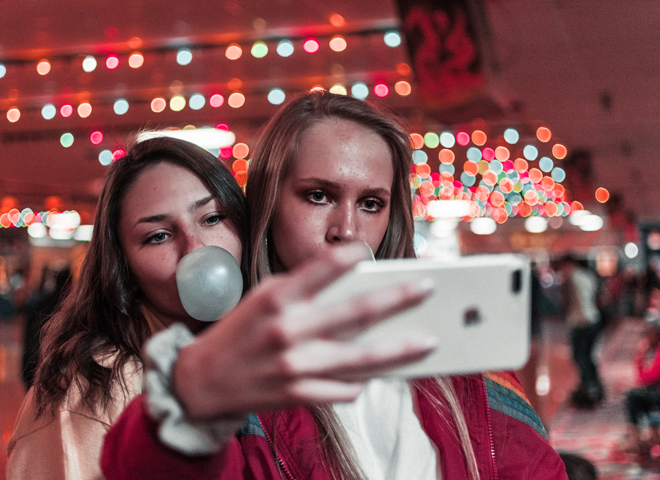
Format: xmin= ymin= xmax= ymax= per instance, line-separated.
xmin=316 ymin=254 xmax=531 ymax=377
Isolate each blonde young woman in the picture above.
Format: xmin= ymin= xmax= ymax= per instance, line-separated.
xmin=100 ymin=92 xmax=568 ymax=479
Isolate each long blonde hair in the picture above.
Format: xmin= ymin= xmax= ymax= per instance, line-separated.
xmin=247 ymin=91 xmax=480 ymax=480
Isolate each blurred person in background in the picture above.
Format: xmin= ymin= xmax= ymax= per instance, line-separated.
xmin=618 ymin=314 xmax=660 ymax=455
xmin=559 ymin=254 xmax=604 ymax=408
xmin=21 ymin=261 xmax=72 ymax=388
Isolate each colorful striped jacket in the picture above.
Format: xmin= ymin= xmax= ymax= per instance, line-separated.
xmin=101 ymin=372 xmax=567 ymax=480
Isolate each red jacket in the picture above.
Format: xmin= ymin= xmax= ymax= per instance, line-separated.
xmin=101 ymin=372 xmax=567 ymax=479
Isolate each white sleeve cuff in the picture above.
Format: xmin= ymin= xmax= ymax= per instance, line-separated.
xmin=144 ymin=323 xmax=244 ymax=455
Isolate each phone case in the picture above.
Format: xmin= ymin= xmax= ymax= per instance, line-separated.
xmin=316 ymin=254 xmax=531 ymax=377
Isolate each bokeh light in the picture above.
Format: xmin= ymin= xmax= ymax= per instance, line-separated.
xmin=410 ymin=133 xmax=424 ymax=149
xmin=36 ymin=60 xmax=51 ymax=75
xmin=472 ymin=130 xmax=487 ymax=146
xmin=77 ymin=102 xmax=92 ymax=118
xmin=151 ymin=97 xmax=166 ymax=112
xmin=495 ymin=146 xmax=510 ymax=161
xmin=384 ymin=31 xmax=401 ymax=47
xmin=440 ymin=132 xmax=455 ymax=148
xmin=303 ymin=38 xmax=320 ymax=53
xmin=60 ymin=104 xmax=73 ymax=117
xmin=553 ymin=143 xmax=568 ymax=159
xmin=90 ymin=131 xmax=103 ymax=145
xmin=595 ymin=187 xmax=610 ymax=203
xmin=277 ymin=40 xmax=294 ymax=57
xmin=0 ymin=63 xmax=6 ymax=78
xmin=268 ymin=88 xmax=286 ymax=105
xmin=351 ymin=82 xmax=369 ymax=100
xmin=60 ymin=133 xmax=74 ymax=148
xmin=551 ymin=167 xmax=566 ymax=182
xmin=42 ymin=104 xmax=56 ymax=120
xmin=82 ymin=55 xmax=97 ymax=72
xmin=456 ymin=131 xmax=470 ymax=146
xmin=412 ymin=150 xmax=428 ymax=165
xmin=233 ymin=143 xmax=249 ymax=159
xmin=539 ymin=156 xmax=554 ymax=172
xmin=176 ymin=48 xmax=193 ymax=65
xmin=329 ymin=35 xmax=347 ymax=52
xmin=503 ymin=128 xmax=519 ymax=144
xmin=329 ymin=84 xmax=347 ymax=95
xmin=251 ymin=41 xmax=268 ymax=58
xmin=225 ymin=44 xmax=242 ymax=60
xmin=374 ymin=83 xmax=389 ymax=97
xmin=113 ymin=99 xmax=129 ymax=115
xmin=228 ymin=92 xmax=245 ymax=108
xmin=128 ymin=52 xmax=144 ymax=68
xmin=189 ymin=93 xmax=205 ymax=110
xmin=523 ymin=145 xmax=539 ymax=160
xmin=424 ymin=132 xmax=440 ymax=149
xmin=169 ymin=95 xmax=186 ymax=111
xmin=105 ymin=55 xmax=119 ymax=70
xmin=395 ymin=81 xmax=411 ymax=96
xmin=536 ymin=126 xmax=552 ymax=142
xmin=209 ymin=94 xmax=224 ymax=108
xmin=7 ymin=108 xmax=20 ymax=123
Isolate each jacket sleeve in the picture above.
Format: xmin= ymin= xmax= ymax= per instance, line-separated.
xmin=636 ymin=347 xmax=660 ymax=385
xmin=490 ymin=409 xmax=568 ymax=479
xmin=101 ymin=396 xmax=243 ymax=480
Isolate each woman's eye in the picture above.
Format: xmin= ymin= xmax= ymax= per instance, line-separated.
xmin=204 ymin=214 xmax=223 ymax=226
xmin=363 ymin=198 xmax=383 ymax=212
xmin=149 ymin=232 xmax=168 ymax=244
xmin=308 ymin=191 xmax=327 ymax=203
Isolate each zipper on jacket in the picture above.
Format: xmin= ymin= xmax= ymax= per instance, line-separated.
xmin=481 ymin=375 xmax=499 ymax=480
xmin=257 ymin=414 xmax=297 ymax=480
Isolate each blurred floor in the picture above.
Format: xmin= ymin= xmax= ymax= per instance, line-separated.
xmin=0 ymin=314 xmax=655 ymax=479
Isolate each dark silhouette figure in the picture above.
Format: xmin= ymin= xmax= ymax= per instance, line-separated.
xmin=21 ymin=264 xmax=72 ymax=388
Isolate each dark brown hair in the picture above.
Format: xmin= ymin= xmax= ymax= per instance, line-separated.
xmin=34 ymin=135 xmax=249 ymax=416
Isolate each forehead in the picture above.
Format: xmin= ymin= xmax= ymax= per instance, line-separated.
xmin=120 ymin=162 xmax=212 ymax=215
xmin=291 ymin=118 xmax=394 ymax=180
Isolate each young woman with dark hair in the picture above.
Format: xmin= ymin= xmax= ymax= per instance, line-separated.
xmin=8 ymin=134 xmax=429 ymax=480
xmin=99 ymin=92 xmax=568 ymax=479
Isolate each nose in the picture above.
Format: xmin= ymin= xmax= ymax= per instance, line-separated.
xmin=182 ymin=229 xmax=206 ymax=256
xmin=326 ymin=203 xmax=357 ymax=244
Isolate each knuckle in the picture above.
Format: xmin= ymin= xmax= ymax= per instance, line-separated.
xmin=265 ymin=319 xmax=294 ymax=348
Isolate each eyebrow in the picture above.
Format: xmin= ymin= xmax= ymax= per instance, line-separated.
xmin=134 ymin=195 xmax=215 ymax=226
xmin=297 ymin=177 xmax=391 ymax=197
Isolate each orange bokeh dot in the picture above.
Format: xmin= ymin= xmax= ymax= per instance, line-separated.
xmin=541 ymin=176 xmax=555 ymax=190
xmin=495 ymin=146 xmax=510 ymax=161
xmin=514 ymin=158 xmax=528 ymax=173
xmin=536 ymin=127 xmax=552 ymax=142
xmin=439 ymin=149 xmax=455 ymax=164
xmin=571 ymin=201 xmax=584 ymax=213
xmin=595 ymin=187 xmax=610 ymax=203
xmin=410 ymin=133 xmax=424 ymax=149
xmin=395 ymin=81 xmax=411 ymax=96
xmin=464 ymin=161 xmax=479 ymax=176
xmin=228 ymin=92 xmax=245 ymax=108
xmin=232 ymin=143 xmax=249 ymax=159
xmin=232 ymin=159 xmax=248 ymax=173
xmin=518 ymin=202 xmax=532 ymax=217
xmin=500 ymin=178 xmax=514 ymax=193
xmin=415 ymin=163 xmax=431 ymax=177
xmin=226 ymin=44 xmax=242 ymax=60
xmin=37 ymin=60 xmax=51 ymax=75
xmin=329 ymin=35 xmax=347 ymax=52
xmin=420 ymin=181 xmax=435 ymax=197
xmin=483 ymin=170 xmax=498 ymax=186
xmin=476 ymin=186 xmax=490 ymax=202
xmin=235 ymin=172 xmax=248 ymax=187
xmin=529 ymin=168 xmax=543 ymax=184
xmin=471 ymin=130 xmax=487 ymax=146
xmin=396 ymin=62 xmax=411 ymax=76
xmin=524 ymin=190 xmax=539 ymax=205
xmin=545 ymin=202 xmax=558 ymax=216
xmin=490 ymin=191 xmax=505 ymax=207
xmin=552 ymin=143 xmax=568 ymax=159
